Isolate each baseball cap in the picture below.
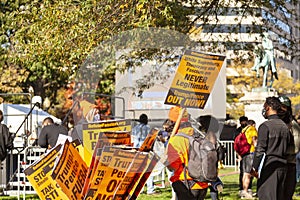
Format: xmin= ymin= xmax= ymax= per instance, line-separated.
xmin=239 ymin=116 xmax=248 ymax=123
xmin=278 ymin=96 xmax=291 ymax=107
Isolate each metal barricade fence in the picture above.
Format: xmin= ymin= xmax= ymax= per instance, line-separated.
xmin=21 ymin=146 xmax=45 ymax=199
xmin=2 ymin=146 xmax=45 ymax=200
xmin=219 ymin=140 xmax=238 ymax=170
xmin=0 ymin=160 xmax=6 ymax=196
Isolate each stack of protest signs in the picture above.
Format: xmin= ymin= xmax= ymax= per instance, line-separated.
xmin=24 ymin=119 xmax=159 ymax=200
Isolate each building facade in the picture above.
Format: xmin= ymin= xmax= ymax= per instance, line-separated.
xmin=191 ymin=0 xmax=300 ymax=80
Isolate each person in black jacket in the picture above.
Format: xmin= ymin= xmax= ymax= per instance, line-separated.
xmin=252 ymin=96 xmax=290 ymax=200
xmin=0 ymin=109 xmax=13 ymax=161
xmin=278 ymin=95 xmax=300 ymax=199
xmin=38 ymin=117 xmax=68 ymax=150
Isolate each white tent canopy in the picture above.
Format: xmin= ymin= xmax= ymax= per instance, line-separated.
xmin=0 ymin=104 xmax=61 ymax=147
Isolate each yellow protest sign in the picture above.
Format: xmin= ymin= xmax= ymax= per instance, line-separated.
xmin=165 ymin=50 xmax=225 ymax=108
xmin=92 ymin=149 xmax=137 ymax=200
xmin=24 ymin=145 xmax=68 ymax=200
xmin=52 ymin=140 xmax=88 ymax=200
xmin=82 ymin=119 xmax=132 ymax=164
xmin=84 ymin=146 xmax=121 ymax=199
xmin=113 ymin=152 xmax=149 ymax=199
xmin=129 ymin=151 xmax=159 ymax=199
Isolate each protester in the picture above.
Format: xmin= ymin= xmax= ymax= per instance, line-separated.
xmin=167 ymin=106 xmax=218 ymax=200
xmin=161 ymin=118 xmax=176 ymax=200
xmin=0 ymin=109 xmax=13 ymax=161
xmin=0 ymin=109 xmax=14 ymax=190
xmin=209 ymin=177 xmax=223 ymax=200
xmin=132 ymin=114 xmax=151 ymax=148
xmin=162 ymin=119 xmax=174 ymax=146
xmin=234 ymin=115 xmax=249 ymax=196
xmin=197 ymin=115 xmax=221 ymax=200
xmin=235 ymin=116 xmax=248 ymax=139
xmin=296 ymin=116 xmax=300 ymax=183
xmin=278 ymin=95 xmax=300 ymax=199
xmin=146 ymin=130 xmax=166 ymax=195
xmin=240 ymin=119 xmax=257 ymax=199
xmin=38 ymin=117 xmax=68 ymax=150
xmin=93 ymin=109 xmax=101 ymax=122
xmin=70 ymin=103 xmax=88 ymax=143
xmin=252 ymin=96 xmax=290 ymax=200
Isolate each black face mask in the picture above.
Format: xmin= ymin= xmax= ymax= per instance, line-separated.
xmin=241 ymin=123 xmax=247 ymax=128
xmin=262 ymin=108 xmax=267 ymax=119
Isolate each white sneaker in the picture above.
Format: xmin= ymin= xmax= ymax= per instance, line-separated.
xmin=217 ymin=184 xmax=223 ymax=193
xmin=241 ymin=190 xmax=253 ymax=199
xmin=247 ymin=189 xmax=253 ymax=196
xmin=238 ymin=190 xmax=243 ymax=197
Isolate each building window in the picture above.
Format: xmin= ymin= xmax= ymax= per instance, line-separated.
xmin=262 ymin=10 xmax=291 ymax=34
xmin=270 ymin=0 xmax=292 ymax=18
xmin=200 ymin=24 xmax=262 ymax=33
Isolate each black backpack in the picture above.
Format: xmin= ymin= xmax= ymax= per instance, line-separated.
xmin=0 ymin=124 xmax=14 ymax=161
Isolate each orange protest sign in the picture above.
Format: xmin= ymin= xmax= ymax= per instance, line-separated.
xmin=129 ymin=151 xmax=159 ymax=200
xmin=82 ymin=129 xmax=131 ymax=196
xmin=24 ymin=145 xmax=68 ymax=200
xmin=164 ymin=50 xmax=225 ymax=109
xmin=81 ymin=147 xmax=103 ymax=197
xmin=113 ymin=152 xmax=149 ymax=199
xmin=138 ymin=128 xmax=159 ymax=152
xmin=84 ymin=146 xmax=121 ymax=199
xmin=51 ymin=140 xmax=88 ymax=200
xmin=92 ymin=149 xmax=137 ymax=200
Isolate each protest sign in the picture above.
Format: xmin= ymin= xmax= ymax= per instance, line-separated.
xmin=138 ymin=128 xmax=159 ymax=152
xmin=83 ymin=146 xmax=121 ymax=199
xmin=113 ymin=151 xmax=149 ymax=200
xmin=164 ymin=50 xmax=225 ymax=109
xmin=92 ymin=149 xmax=137 ymax=200
xmin=24 ymin=145 xmax=68 ymax=200
xmin=81 ymin=138 xmax=104 ymax=196
xmin=129 ymin=151 xmax=159 ymax=200
xmin=82 ymin=119 xmax=131 ymax=164
xmin=82 ymin=129 xmax=131 ymax=196
xmin=52 ymin=140 xmax=88 ymax=200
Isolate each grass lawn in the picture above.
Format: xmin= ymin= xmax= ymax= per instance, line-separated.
xmin=138 ymin=167 xmax=300 ymax=200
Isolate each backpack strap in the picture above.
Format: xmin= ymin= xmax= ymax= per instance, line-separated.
xmin=175 ymin=133 xmax=196 ymax=190
xmin=242 ymin=125 xmax=251 ymax=134
xmin=176 ymin=132 xmax=192 ymax=139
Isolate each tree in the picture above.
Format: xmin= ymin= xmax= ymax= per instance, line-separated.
xmin=273 ymin=69 xmax=300 ymax=115
xmin=0 ymin=0 xmax=192 ymax=103
xmin=0 ymin=0 xmax=298 ymax=114
xmin=226 ymin=63 xmax=300 ymax=119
